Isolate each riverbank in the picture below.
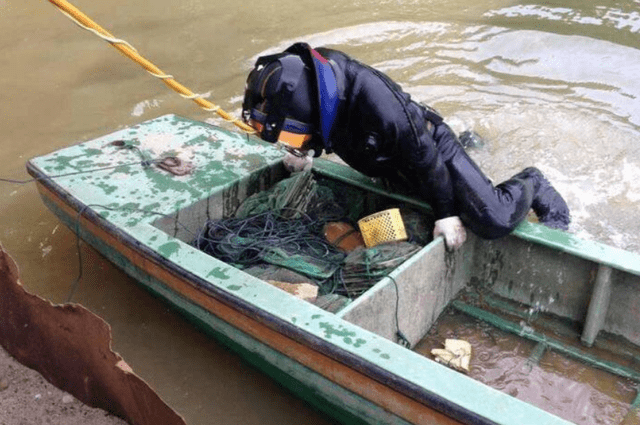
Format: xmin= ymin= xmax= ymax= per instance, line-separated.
xmin=0 ymin=344 xmax=127 ymax=425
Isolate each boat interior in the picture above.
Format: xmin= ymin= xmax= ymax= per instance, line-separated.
xmin=151 ymin=157 xmax=640 ymax=423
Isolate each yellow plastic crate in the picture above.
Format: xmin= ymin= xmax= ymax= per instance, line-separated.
xmin=357 ymin=208 xmax=407 ymax=248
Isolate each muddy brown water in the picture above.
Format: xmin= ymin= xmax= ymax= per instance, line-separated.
xmin=1 ymin=0 xmax=639 ymax=424
xmin=414 ymin=306 xmax=640 ymax=424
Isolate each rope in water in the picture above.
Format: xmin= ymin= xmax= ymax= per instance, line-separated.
xmin=47 ymin=0 xmax=255 ymax=134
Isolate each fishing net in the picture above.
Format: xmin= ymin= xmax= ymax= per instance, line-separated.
xmin=315 ymin=177 xmax=367 ymax=224
xmin=193 ymin=170 xmax=430 ymax=303
xmin=329 ymin=241 xmax=422 ymax=297
xmin=193 ymin=211 xmax=345 ymax=280
xmin=235 ymin=170 xmax=345 ymax=222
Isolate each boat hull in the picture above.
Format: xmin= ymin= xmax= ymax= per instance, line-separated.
xmin=29 ymin=114 xmax=640 ymax=424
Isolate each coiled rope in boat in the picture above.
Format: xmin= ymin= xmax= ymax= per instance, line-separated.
xmin=46 ymin=0 xmax=255 ymax=134
xmin=193 ymin=211 xmax=346 ymax=282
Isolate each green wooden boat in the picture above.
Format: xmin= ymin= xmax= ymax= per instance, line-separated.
xmin=26 ymin=115 xmax=640 ymax=424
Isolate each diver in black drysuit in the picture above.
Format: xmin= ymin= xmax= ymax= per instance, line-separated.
xmin=242 ymin=43 xmax=570 ymax=246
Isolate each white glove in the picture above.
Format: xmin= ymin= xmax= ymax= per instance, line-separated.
xmin=433 ymin=216 xmax=467 ymax=251
xmin=283 ymin=151 xmax=313 ymax=173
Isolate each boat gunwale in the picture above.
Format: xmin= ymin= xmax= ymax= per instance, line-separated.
xmin=512 ymin=222 xmax=640 ymax=277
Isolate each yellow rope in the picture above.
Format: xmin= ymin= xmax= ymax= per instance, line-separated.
xmin=48 ymin=0 xmax=255 ymax=134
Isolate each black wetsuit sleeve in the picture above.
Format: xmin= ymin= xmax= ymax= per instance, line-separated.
xmin=401 ymin=115 xmax=456 ymax=219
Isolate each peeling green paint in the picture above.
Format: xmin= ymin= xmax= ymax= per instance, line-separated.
xmin=318 ymin=322 xmax=365 ymax=347
xmin=191 ymin=169 xmax=240 ymax=193
xmin=115 ymin=165 xmax=135 ymax=175
xmin=145 ymin=202 xmax=161 ymax=212
xmin=44 ymin=154 xmax=83 ymax=171
xmin=142 ymin=167 xmax=204 ymax=200
xmin=207 ymin=267 xmax=231 ymax=280
xmin=116 ymin=202 xmax=142 ymax=216
xmin=227 ymin=284 xmax=242 ymax=291
xmin=354 ymin=338 xmax=366 ymax=348
xmin=311 ymin=314 xmax=322 ymax=320
xmin=76 ymin=160 xmax=95 ymax=168
xmin=125 ymin=218 xmax=138 ymax=226
xmin=83 ymin=148 xmax=102 ymax=156
xmin=96 ymin=182 xmax=119 ymax=195
xmin=185 ymin=134 xmax=210 ymax=147
xmin=243 ymin=153 xmax=267 ymax=169
xmin=158 ymin=241 xmax=180 ymax=258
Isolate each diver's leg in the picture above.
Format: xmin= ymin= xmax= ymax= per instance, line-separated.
xmin=445 ymin=150 xmax=535 ymax=239
xmin=432 ymin=123 xmax=532 ymax=238
xmin=434 ymin=123 xmax=570 ymax=236
xmin=446 ymin=154 xmax=570 ymax=238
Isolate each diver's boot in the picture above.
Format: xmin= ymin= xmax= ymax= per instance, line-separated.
xmin=458 ymin=130 xmax=486 ymax=149
xmin=524 ymin=167 xmax=571 ymax=231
